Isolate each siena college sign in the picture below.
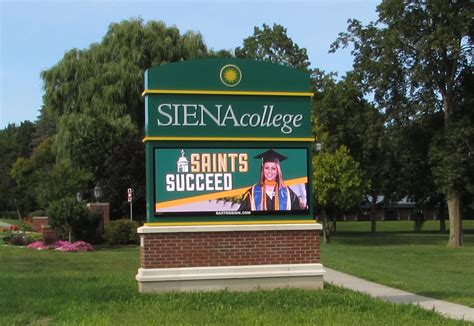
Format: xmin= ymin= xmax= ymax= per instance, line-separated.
xmin=142 ymin=59 xmax=314 ymax=223
xmin=136 ymin=59 xmax=324 ymax=293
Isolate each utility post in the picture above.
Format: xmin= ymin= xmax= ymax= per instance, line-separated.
xmin=128 ymin=188 xmax=133 ymax=221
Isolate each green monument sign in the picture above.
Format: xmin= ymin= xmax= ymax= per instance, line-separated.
xmin=143 ymin=58 xmax=314 ymax=224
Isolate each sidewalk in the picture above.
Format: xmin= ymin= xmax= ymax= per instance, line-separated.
xmin=325 ymin=267 xmax=474 ymax=322
xmin=0 ymin=221 xmax=12 ymax=228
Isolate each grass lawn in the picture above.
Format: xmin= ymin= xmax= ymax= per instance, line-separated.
xmin=0 ymin=245 xmax=469 ymax=325
xmin=0 ymin=218 xmax=22 ymax=226
xmin=321 ymin=220 xmax=474 ymax=308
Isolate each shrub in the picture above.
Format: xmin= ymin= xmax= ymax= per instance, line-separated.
xmin=43 ymin=231 xmax=58 ymax=245
xmin=104 ymin=220 xmax=139 ymax=245
xmin=8 ymin=235 xmax=28 ymax=246
xmin=70 ymin=211 xmax=102 ymax=243
xmin=47 ymin=198 xmax=84 ymax=240
xmin=29 ymin=210 xmax=46 ymax=217
xmin=3 ymin=225 xmax=28 ymax=246
xmin=47 ymin=198 xmax=101 ymax=242
xmin=20 ymin=222 xmax=33 ymax=232
xmin=2 ymin=225 xmax=39 ymax=246
xmin=26 ymin=232 xmax=42 ymax=243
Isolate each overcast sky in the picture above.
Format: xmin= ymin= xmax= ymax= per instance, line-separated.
xmin=0 ymin=0 xmax=379 ymax=128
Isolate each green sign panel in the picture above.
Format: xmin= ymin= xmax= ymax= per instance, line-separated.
xmin=144 ymin=58 xmax=313 ymax=140
xmin=146 ymin=95 xmax=311 ymax=138
xmin=143 ymin=58 xmax=314 ymax=223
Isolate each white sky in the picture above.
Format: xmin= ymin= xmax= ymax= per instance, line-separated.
xmin=0 ymin=0 xmax=379 ymax=128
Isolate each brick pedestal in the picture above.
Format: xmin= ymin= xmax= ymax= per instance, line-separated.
xmin=32 ymin=217 xmax=49 ymax=232
xmin=136 ymin=223 xmax=324 ymax=292
xmin=86 ymin=203 xmax=110 ymax=229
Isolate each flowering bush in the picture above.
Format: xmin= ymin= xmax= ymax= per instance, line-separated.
xmin=27 ymin=241 xmax=50 ymax=250
xmin=2 ymin=225 xmax=27 ymax=245
xmin=52 ymin=240 xmax=70 ymax=249
xmin=55 ymin=241 xmax=94 ymax=252
xmin=27 ymin=240 xmax=94 ymax=252
xmin=2 ymin=225 xmax=43 ymax=246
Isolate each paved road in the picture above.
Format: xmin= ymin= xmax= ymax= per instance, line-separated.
xmin=0 ymin=221 xmax=12 ymax=228
xmin=325 ymin=267 xmax=474 ymax=322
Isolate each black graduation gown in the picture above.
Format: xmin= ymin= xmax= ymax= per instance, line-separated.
xmin=238 ymin=186 xmax=301 ymax=211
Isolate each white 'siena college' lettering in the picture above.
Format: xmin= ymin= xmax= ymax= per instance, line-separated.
xmin=156 ymin=104 xmax=303 ymax=134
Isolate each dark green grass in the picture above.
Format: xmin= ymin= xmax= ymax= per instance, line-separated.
xmin=0 ymin=245 xmax=468 ymax=325
xmin=0 ymin=218 xmax=21 ymax=226
xmin=321 ymin=220 xmax=474 ymax=307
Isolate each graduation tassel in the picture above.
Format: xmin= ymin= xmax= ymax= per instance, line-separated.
xmin=275 ymin=183 xmax=279 ymax=210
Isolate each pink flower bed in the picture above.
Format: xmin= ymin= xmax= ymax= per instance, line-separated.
xmin=27 ymin=241 xmax=50 ymax=250
xmin=27 ymin=240 xmax=94 ymax=252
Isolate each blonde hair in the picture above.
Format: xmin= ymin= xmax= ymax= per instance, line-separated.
xmin=259 ymin=161 xmax=286 ymax=189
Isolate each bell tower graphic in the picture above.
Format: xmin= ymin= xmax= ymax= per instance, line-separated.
xmin=176 ymin=149 xmax=189 ymax=173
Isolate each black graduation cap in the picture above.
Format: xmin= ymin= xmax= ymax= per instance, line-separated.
xmin=255 ymin=149 xmax=288 ymax=164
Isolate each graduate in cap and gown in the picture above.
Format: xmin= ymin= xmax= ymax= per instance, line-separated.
xmin=239 ymin=149 xmax=302 ymax=211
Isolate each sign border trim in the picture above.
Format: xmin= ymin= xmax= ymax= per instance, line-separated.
xmin=142 ymin=89 xmax=314 ymax=97
xmin=143 ymin=137 xmax=315 ymax=142
xmin=144 ymin=220 xmax=317 ymax=226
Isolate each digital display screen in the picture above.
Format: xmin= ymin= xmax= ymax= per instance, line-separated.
xmin=154 ymin=147 xmax=309 ymax=217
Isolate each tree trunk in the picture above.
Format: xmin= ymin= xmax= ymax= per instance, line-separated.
xmin=370 ymin=193 xmax=377 ymax=235
xmin=321 ymin=207 xmax=331 ymax=244
xmin=332 ymin=208 xmax=338 ymax=234
xmin=447 ymin=194 xmax=463 ymax=247
xmin=438 ymin=198 xmax=446 ymax=233
xmin=14 ymin=199 xmax=23 ymax=222
xmin=16 ymin=207 xmax=22 ymax=221
xmin=442 ymin=89 xmax=463 ymax=247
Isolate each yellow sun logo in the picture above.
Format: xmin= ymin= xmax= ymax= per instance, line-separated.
xmin=220 ymin=64 xmax=242 ymax=87
xmin=224 ymin=68 xmax=238 ymax=83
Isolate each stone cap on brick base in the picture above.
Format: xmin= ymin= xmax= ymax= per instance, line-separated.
xmin=136 ymin=263 xmax=325 ymax=282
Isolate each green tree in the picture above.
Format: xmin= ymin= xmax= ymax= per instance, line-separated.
xmin=430 ymin=69 xmax=474 ymax=235
xmin=37 ymin=19 xmax=212 ymax=218
xmin=331 ymin=0 xmax=473 ymax=247
xmin=0 ymin=125 xmax=20 ymax=216
xmin=385 ymin=115 xmax=445 ymax=231
xmin=47 ymin=197 xmax=99 ymax=242
xmin=2 ymin=121 xmax=38 ymax=219
xmin=313 ymin=146 xmax=368 ymax=243
xmin=36 ymin=160 xmax=92 ymax=211
xmin=100 ymin=135 xmax=146 ymax=219
xmin=40 ymin=19 xmax=208 ymax=130
xmin=53 ymin=114 xmax=135 ymax=177
xmin=235 ymin=23 xmax=310 ymax=70
xmin=312 ymin=74 xmax=388 ymax=234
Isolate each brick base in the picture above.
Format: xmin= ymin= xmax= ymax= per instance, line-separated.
xmin=137 ymin=223 xmax=324 ymax=292
xmin=86 ymin=203 xmax=110 ymax=229
xmin=32 ymin=217 xmax=49 ymax=232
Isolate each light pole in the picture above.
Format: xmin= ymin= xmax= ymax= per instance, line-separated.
xmin=93 ymin=184 xmax=102 ymax=202
xmin=315 ymin=142 xmax=322 ymax=152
